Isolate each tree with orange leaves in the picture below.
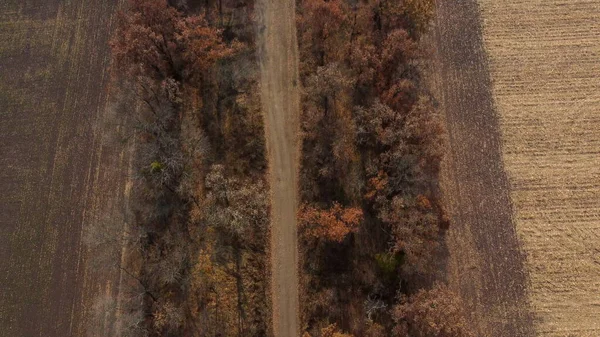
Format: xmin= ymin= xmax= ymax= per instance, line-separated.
xmin=298 ymin=202 xmax=363 ymax=243
xmin=110 ymin=0 xmax=238 ymax=86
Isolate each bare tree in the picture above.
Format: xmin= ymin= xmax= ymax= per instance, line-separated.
xmin=82 ymin=212 xmax=146 ymax=272
xmin=152 ymin=300 xmax=185 ymax=334
xmin=364 ymin=294 xmax=387 ymax=321
xmin=87 ymin=293 xmax=146 ymax=337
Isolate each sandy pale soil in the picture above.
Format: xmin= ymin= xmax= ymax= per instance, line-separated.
xmin=257 ymin=0 xmax=301 ymax=336
xmin=477 ymin=0 xmax=600 ymax=335
xmin=430 ymin=1 xmax=534 ymax=336
xmin=0 ymin=1 xmax=128 ymax=336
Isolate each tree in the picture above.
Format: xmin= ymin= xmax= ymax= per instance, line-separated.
xmin=204 ymin=164 xmax=269 ymax=241
xmin=178 ymin=14 xmax=242 ymax=86
xmin=201 ymin=165 xmax=270 ymax=336
xmin=363 ymin=321 xmax=387 ymax=337
xmin=302 ymin=325 xmax=355 ymax=337
xmin=134 ymin=78 xmax=186 ymax=194
xmin=297 ymin=0 xmax=351 ymax=70
xmin=393 ymin=283 xmax=473 ymax=337
xmin=320 ymin=324 xmax=354 ymax=337
xmin=82 ymin=213 xmax=146 ymax=273
xmin=152 ymin=300 xmax=185 ymax=334
xmin=110 ymin=0 xmax=185 ymax=80
xmin=145 ymin=229 xmax=188 ymax=287
xmin=402 ymin=0 xmax=436 ymax=37
xmin=380 ymin=195 xmax=440 ymax=272
xmin=298 ymin=202 xmax=363 ymax=243
xmin=301 ymin=62 xmax=358 ymax=190
xmin=354 ymin=97 xmax=445 ymax=270
xmin=110 ymin=0 xmax=237 ymax=86
xmin=376 ymin=29 xmax=418 ymax=103
xmin=87 ymin=293 xmax=146 ymax=337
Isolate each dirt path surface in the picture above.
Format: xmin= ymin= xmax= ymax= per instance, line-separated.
xmin=430 ymin=1 xmax=534 ymax=336
xmin=0 ymin=1 xmax=127 ymax=336
xmin=477 ymin=1 xmax=600 ymax=335
xmin=257 ymin=0 xmax=301 ymax=335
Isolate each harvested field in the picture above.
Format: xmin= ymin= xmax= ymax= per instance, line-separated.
xmin=0 ymin=1 xmax=127 ymax=336
xmin=431 ymin=1 xmax=533 ymax=336
xmin=433 ymin=0 xmax=600 ymax=336
xmin=478 ymin=0 xmax=600 ymax=335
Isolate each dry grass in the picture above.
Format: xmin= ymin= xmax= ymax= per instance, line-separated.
xmin=478 ymin=0 xmax=600 ymax=335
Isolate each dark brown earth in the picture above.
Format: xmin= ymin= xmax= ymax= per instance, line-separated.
xmin=0 ymin=1 xmax=127 ymax=336
xmin=430 ymin=1 xmax=535 ymax=336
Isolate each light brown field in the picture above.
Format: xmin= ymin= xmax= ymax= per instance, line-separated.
xmin=0 ymin=1 xmax=128 ymax=336
xmin=478 ymin=0 xmax=600 ymax=335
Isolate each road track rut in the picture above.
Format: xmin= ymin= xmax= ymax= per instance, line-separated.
xmin=257 ymin=0 xmax=301 ymax=335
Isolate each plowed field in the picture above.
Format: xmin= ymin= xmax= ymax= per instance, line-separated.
xmin=0 ymin=1 xmax=127 ymax=336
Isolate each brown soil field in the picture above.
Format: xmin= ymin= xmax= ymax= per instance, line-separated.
xmin=257 ymin=0 xmax=301 ymax=335
xmin=477 ymin=0 xmax=600 ymax=335
xmin=0 ymin=1 xmax=128 ymax=336
xmin=430 ymin=1 xmax=534 ymax=336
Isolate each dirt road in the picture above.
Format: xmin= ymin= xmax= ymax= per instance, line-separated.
xmin=430 ymin=1 xmax=534 ymax=336
xmin=257 ymin=0 xmax=301 ymax=335
xmin=0 ymin=1 xmax=127 ymax=336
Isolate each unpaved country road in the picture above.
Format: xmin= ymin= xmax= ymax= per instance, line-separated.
xmin=257 ymin=0 xmax=301 ymax=335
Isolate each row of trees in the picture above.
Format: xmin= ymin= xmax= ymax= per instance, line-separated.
xmin=85 ymin=0 xmax=269 ymax=336
xmin=296 ymin=0 xmax=471 ymax=336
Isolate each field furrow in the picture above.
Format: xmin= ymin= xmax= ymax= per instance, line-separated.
xmin=479 ymin=0 xmax=600 ymax=335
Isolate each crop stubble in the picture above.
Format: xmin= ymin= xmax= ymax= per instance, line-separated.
xmin=478 ymin=0 xmax=600 ymax=335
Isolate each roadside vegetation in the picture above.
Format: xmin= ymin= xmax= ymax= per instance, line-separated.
xmin=83 ymin=0 xmax=473 ymax=336
xmin=295 ymin=0 xmax=472 ymax=335
xmin=84 ymin=0 xmax=269 ymax=336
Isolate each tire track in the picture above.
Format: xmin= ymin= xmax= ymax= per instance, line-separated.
xmin=257 ymin=0 xmax=301 ymax=335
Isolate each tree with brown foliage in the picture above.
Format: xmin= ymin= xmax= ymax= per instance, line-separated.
xmin=363 ymin=321 xmax=387 ymax=337
xmin=377 ymin=29 xmax=419 ymax=100
xmin=379 ymin=195 xmax=440 ymax=272
xmin=393 ymin=283 xmax=472 ymax=337
xmin=297 ymin=0 xmax=350 ymax=70
xmin=110 ymin=0 xmax=237 ymax=86
xmin=299 ymin=202 xmax=363 ymax=243
xmin=402 ymin=0 xmax=436 ymax=37
xmin=302 ymin=324 xmax=355 ymax=337
xmin=355 ymin=96 xmax=444 ymax=271
xmin=296 ymin=0 xmax=460 ymax=335
xmin=320 ymin=323 xmax=354 ymax=337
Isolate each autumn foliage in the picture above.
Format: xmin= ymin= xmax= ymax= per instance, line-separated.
xmin=95 ymin=0 xmax=268 ymax=336
xmin=110 ymin=0 xmax=238 ymax=85
xmin=299 ymin=203 xmax=363 ymax=243
xmin=297 ymin=0 xmax=469 ymax=336
xmin=393 ymin=284 xmax=473 ymax=337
